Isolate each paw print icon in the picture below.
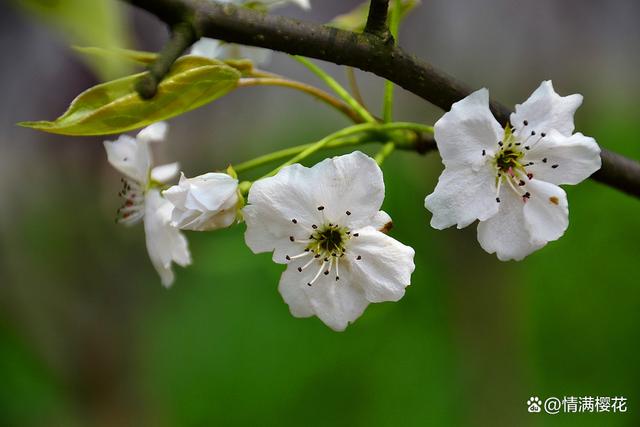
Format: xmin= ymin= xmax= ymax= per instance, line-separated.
xmin=527 ymin=396 xmax=542 ymax=413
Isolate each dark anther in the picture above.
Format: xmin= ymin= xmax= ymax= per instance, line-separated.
xmin=291 ymin=219 xmax=297 ymax=224
xmin=298 ymin=267 xmax=303 ymax=272
xmin=552 ymin=164 xmax=559 ymax=169
xmin=527 ymin=173 xmax=533 ymax=180
xmin=525 ymin=146 xmax=530 ymax=150
xmin=317 ymin=206 xmax=325 ymax=211
xmin=356 ymin=255 xmax=362 ymax=260
xmin=285 ymin=255 xmax=291 ymax=260
xmin=496 ymin=197 xmax=501 ymax=203
xmin=307 ymin=283 xmax=312 ymax=287
xmin=324 ymin=257 xmax=329 ymax=262
xmin=312 ymin=224 xmax=317 ymax=229
xmin=541 ymin=133 xmax=546 ymax=137
xmin=523 ymin=120 xmax=528 ymax=126
xmin=519 ymin=180 xmax=525 ymax=186
xmin=314 ymin=254 xmax=320 ymax=258
xmin=324 ymin=270 xmax=329 ymax=275
xmin=289 ymin=236 xmax=295 ymax=242
xmin=353 ymin=233 xmax=359 ymax=237
xmin=542 ymin=158 xmax=548 ymax=163
xmin=346 ymin=211 xmax=351 ymax=216
xmin=531 ymin=131 xmax=536 ymax=136
xmin=524 ymin=192 xmax=531 ymax=198
xmin=482 ymin=149 xmax=486 ymax=156
xmin=335 ymin=276 xmax=340 ymax=281
xmin=498 ymin=141 xmax=503 ymax=147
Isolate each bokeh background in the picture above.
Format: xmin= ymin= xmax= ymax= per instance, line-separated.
xmin=1 ymin=1 xmax=639 ymax=426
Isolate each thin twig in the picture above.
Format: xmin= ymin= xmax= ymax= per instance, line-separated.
xmin=135 ymin=22 xmax=197 ymax=99
xmin=237 ymin=77 xmax=365 ymax=123
xmin=364 ymin=0 xmax=391 ymax=40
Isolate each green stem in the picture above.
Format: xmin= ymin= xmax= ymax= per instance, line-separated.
xmin=234 ymin=135 xmax=370 ymax=174
xmin=235 ymin=122 xmax=433 ymax=176
xmin=375 ymin=141 xmax=395 ymax=165
xmin=293 ymin=56 xmax=377 ymax=123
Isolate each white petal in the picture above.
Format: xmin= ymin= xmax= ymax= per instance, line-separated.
xmin=347 ymin=227 xmax=415 ymax=303
xmin=477 ymin=190 xmax=545 ymax=261
xmin=190 ymin=38 xmax=224 ymax=59
xmin=143 ymin=190 xmax=191 ymax=287
xmin=151 ymin=162 xmax=180 ymax=184
xmin=103 ymin=135 xmax=150 ymax=183
xmin=526 ymin=130 xmax=601 ymax=185
xmin=511 ymin=81 xmax=582 ymax=136
xmin=137 ymin=121 xmax=168 ymax=144
xmin=279 ymin=261 xmax=369 ymax=331
xmin=313 ymin=151 xmax=385 ymax=229
xmin=434 ymin=88 xmax=503 ymax=168
xmin=425 ymin=164 xmax=499 ymax=229
xmin=370 ymin=210 xmax=392 ymax=231
xmin=522 ymin=179 xmax=569 ymax=243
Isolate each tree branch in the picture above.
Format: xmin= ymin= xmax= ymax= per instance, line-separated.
xmin=123 ymin=0 xmax=640 ymax=198
xmin=364 ymin=0 xmax=391 ymax=40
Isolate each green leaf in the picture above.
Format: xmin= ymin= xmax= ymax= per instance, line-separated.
xmin=73 ymin=46 xmax=159 ymax=66
xmin=329 ymin=0 xmax=422 ymax=33
xmin=19 ymin=56 xmax=241 ymax=136
xmin=12 ymin=0 xmax=132 ymax=80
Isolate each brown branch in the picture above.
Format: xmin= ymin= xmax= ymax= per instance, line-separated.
xmin=364 ymin=0 xmax=392 ymax=40
xmin=123 ymin=0 xmax=640 ymax=198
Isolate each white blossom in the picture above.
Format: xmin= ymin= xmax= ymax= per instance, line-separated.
xmin=425 ymin=81 xmax=601 ymax=261
xmin=164 ymin=172 xmax=241 ymax=231
xmin=190 ymin=0 xmax=310 ymax=66
xmin=104 ymin=122 xmax=191 ymax=287
xmin=243 ymin=151 xmax=415 ymax=331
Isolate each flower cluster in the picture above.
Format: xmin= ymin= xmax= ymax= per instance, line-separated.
xmin=425 ymin=81 xmax=601 ymax=260
xmin=103 ymin=80 xmax=600 ymax=330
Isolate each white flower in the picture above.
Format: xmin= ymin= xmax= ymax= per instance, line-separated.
xmin=104 ymin=122 xmax=191 ymax=287
xmin=190 ymin=0 xmax=310 ymax=65
xmin=425 ymin=81 xmax=601 ymax=261
xmin=243 ymin=151 xmax=415 ymax=331
xmin=164 ymin=172 xmax=241 ymax=231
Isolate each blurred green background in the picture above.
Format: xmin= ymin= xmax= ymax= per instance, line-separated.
xmin=1 ymin=1 xmax=639 ymax=426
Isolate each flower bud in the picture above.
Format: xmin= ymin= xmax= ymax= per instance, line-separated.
xmin=164 ymin=172 xmax=240 ymax=231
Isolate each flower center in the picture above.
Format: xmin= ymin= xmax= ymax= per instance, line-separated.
xmin=308 ymin=223 xmax=349 ymax=257
xmin=285 ymin=207 xmax=364 ymax=286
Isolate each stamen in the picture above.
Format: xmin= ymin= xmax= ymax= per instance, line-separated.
xmin=551 ymin=164 xmax=559 ymax=169
xmin=317 ymin=206 xmax=325 ymax=211
xmin=356 ymin=255 xmax=362 ymax=260
xmin=291 ymin=218 xmax=297 ymax=224
xmin=288 ymin=252 xmax=312 ymax=261
xmin=346 ymin=211 xmax=351 ymax=216
xmin=308 ymin=261 xmax=326 ymax=286
xmin=299 ymin=256 xmax=316 ymax=272
xmin=335 ymin=257 xmax=340 ymax=281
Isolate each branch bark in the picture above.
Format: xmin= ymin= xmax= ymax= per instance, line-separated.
xmin=124 ymin=0 xmax=640 ymax=198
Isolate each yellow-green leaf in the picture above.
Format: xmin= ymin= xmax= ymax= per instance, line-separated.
xmin=19 ymin=56 xmax=241 ymax=136
xmin=73 ymin=46 xmax=159 ymax=66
